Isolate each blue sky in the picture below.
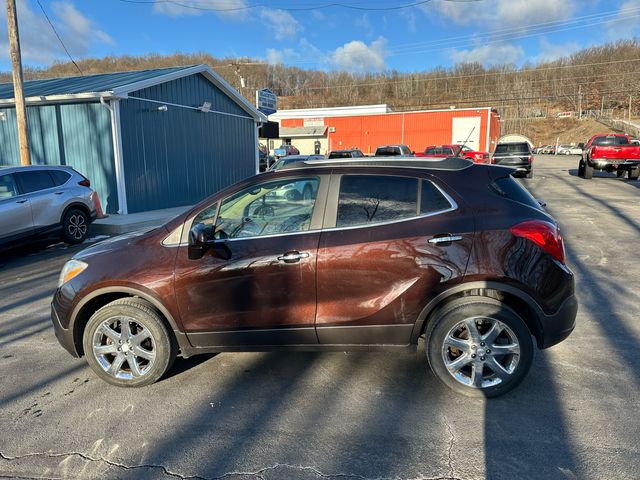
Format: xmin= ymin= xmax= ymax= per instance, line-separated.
xmin=1 ymin=0 xmax=639 ymax=73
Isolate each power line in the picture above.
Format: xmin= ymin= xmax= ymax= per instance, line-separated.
xmin=36 ymin=0 xmax=83 ymax=75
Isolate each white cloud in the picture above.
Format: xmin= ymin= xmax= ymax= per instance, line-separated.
xmin=331 ymin=37 xmax=388 ymax=72
xmin=427 ymin=0 xmax=575 ymax=26
xmin=534 ymin=38 xmax=582 ymax=62
xmin=260 ymin=9 xmax=303 ymax=40
xmin=450 ymin=43 xmax=525 ymax=65
xmin=0 ymin=0 xmax=113 ymax=64
xmin=153 ymin=0 xmax=248 ymax=18
xmin=606 ymin=0 xmax=640 ymax=39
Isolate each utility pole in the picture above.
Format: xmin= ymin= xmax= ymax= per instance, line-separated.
xmin=578 ymin=84 xmax=582 ymax=120
xmin=629 ymin=95 xmax=633 ymax=122
xmin=6 ymin=0 xmax=30 ymax=166
xmin=600 ymin=96 xmax=604 ymax=117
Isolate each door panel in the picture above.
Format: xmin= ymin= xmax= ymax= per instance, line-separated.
xmin=175 ymin=232 xmax=321 ymax=346
xmin=452 ymin=117 xmax=481 ymax=150
xmin=173 ymin=174 xmax=329 ymax=347
xmin=316 ymin=174 xmax=475 ymax=345
xmin=14 ymin=170 xmax=60 ymax=230
xmin=0 ymin=174 xmax=33 ymax=240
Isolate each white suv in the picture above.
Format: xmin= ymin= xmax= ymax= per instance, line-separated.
xmin=0 ymin=165 xmax=98 ymax=247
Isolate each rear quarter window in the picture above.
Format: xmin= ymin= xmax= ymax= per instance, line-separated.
xmin=49 ymin=170 xmax=71 ymax=186
xmin=490 ymin=176 xmax=541 ymax=210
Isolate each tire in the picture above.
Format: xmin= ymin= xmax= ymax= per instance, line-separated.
xmin=425 ymin=296 xmax=534 ymax=398
xmin=617 ymin=170 xmax=625 ymax=178
xmin=578 ymin=160 xmax=585 ymax=178
xmin=525 ymin=170 xmax=533 ymax=179
xmin=629 ymin=167 xmax=640 ymax=181
xmin=82 ymin=298 xmax=176 ymax=387
xmin=62 ymin=208 xmax=89 ymax=244
xmin=564 ymin=151 xmax=571 ymax=155
xmin=584 ymin=160 xmax=593 ymax=179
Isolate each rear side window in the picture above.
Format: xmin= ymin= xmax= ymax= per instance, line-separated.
xmin=421 ymin=181 xmax=453 ymax=214
xmin=425 ymin=147 xmax=438 ymax=155
xmin=490 ymin=176 xmax=541 ymax=210
xmin=494 ymin=143 xmax=531 ymax=155
xmin=337 ymin=175 xmax=418 ymax=227
xmin=15 ymin=170 xmax=55 ymax=194
xmin=376 ymin=147 xmax=401 ymax=156
xmin=592 ymin=136 xmax=630 ymax=146
xmin=329 ymin=151 xmax=351 ymax=159
xmin=0 ymin=174 xmax=18 ymax=199
xmin=49 ymin=170 xmax=71 ymax=186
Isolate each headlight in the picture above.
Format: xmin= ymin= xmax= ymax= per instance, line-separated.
xmin=58 ymin=260 xmax=88 ymax=287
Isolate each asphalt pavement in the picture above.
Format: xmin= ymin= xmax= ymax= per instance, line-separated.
xmin=0 ymin=155 xmax=638 ymax=480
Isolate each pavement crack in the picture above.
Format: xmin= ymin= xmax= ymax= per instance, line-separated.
xmin=0 ymin=450 xmax=205 ymax=480
xmin=443 ymin=416 xmax=457 ymax=480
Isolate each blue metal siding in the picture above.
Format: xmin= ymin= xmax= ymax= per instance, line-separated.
xmin=119 ymin=73 xmax=256 ymax=213
xmin=0 ymin=103 xmax=118 ymax=213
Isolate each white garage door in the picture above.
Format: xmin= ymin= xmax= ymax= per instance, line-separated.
xmin=452 ymin=117 xmax=482 ymax=150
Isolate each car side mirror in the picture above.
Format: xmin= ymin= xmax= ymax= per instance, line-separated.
xmin=188 ymin=223 xmax=209 ymax=260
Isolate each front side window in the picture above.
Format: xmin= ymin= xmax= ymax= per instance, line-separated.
xmin=213 ymin=178 xmax=319 ymax=239
xmin=0 ymin=174 xmax=18 ymax=199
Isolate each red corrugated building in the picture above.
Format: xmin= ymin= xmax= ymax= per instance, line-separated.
xmin=269 ymin=104 xmax=501 ymax=156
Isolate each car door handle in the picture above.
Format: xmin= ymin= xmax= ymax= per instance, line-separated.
xmin=54 ymin=191 xmax=64 ymax=195
xmin=15 ymin=199 xmax=28 ymax=204
xmin=428 ymin=235 xmax=463 ymax=244
xmin=277 ymin=251 xmax=310 ymax=263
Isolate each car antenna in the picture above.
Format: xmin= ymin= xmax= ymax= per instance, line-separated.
xmin=457 ymin=126 xmax=476 ymax=157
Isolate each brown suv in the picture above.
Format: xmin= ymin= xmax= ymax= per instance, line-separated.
xmin=51 ymin=158 xmax=577 ymax=397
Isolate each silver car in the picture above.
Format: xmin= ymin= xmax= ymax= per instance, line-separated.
xmin=0 ymin=165 xmax=98 ymax=247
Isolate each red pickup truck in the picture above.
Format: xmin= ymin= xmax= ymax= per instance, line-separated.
xmin=579 ymin=134 xmax=640 ymax=180
xmin=416 ymin=144 xmax=490 ymax=163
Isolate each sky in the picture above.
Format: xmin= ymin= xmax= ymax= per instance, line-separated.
xmin=0 ymin=0 xmax=639 ymax=74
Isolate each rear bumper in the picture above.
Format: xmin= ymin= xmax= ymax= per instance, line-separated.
xmin=539 ymin=294 xmax=578 ymax=349
xmin=590 ymin=158 xmax=640 ymax=169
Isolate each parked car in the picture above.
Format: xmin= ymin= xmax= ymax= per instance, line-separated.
xmin=1 ymin=165 xmax=98 ymax=248
xmin=273 ymin=144 xmax=300 ymax=158
xmin=52 ymin=157 xmax=576 ymax=397
xmin=328 ymin=149 xmax=365 ymax=159
xmin=374 ymin=144 xmax=412 ymax=156
xmin=491 ymin=141 xmax=534 ymax=178
xmin=579 ymin=134 xmax=640 ymax=180
xmin=258 ymin=150 xmax=275 ymax=172
xmin=416 ymin=144 xmax=490 ymax=163
xmin=557 ymin=145 xmax=583 ymax=155
xmin=268 ymin=154 xmax=324 ymax=171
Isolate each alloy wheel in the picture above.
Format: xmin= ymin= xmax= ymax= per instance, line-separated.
xmin=68 ymin=214 xmax=87 ymax=240
xmin=92 ymin=316 xmax=157 ymax=380
xmin=441 ymin=316 xmax=520 ymax=389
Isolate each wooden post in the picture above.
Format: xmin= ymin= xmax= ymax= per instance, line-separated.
xmin=6 ymin=0 xmax=30 ymax=166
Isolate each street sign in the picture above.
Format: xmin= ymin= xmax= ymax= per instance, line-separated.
xmin=256 ymin=88 xmax=277 ymax=116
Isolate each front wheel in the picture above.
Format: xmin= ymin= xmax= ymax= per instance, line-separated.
xmin=578 ymin=160 xmax=585 ymax=177
xmin=83 ymin=298 xmax=176 ymax=387
xmin=425 ymin=296 xmax=534 ymax=398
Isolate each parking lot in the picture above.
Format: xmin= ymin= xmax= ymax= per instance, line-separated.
xmin=0 ymin=155 xmax=638 ymax=480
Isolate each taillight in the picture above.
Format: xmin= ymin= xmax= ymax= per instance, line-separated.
xmin=510 ymin=220 xmax=565 ymax=264
xmin=528 ymin=156 xmax=534 ymax=163
xmin=78 ymin=175 xmax=90 ymax=187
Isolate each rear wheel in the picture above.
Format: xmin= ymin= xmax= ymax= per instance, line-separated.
xmin=83 ymin=298 xmax=176 ymax=387
xmin=525 ymin=170 xmax=533 ymax=179
xmin=584 ymin=160 xmax=593 ymax=179
xmin=578 ymin=160 xmax=585 ymax=177
xmin=62 ymin=208 xmax=89 ymax=244
xmin=629 ymin=167 xmax=640 ymax=181
xmin=617 ymin=170 xmax=626 ymax=178
xmin=425 ymin=296 xmax=534 ymax=398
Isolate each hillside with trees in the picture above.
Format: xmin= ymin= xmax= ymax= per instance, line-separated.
xmin=1 ymin=40 xmax=639 ymax=142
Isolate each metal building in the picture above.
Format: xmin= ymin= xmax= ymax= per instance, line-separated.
xmin=270 ymin=104 xmax=501 ymax=155
xmin=0 ymin=65 xmax=266 ymax=214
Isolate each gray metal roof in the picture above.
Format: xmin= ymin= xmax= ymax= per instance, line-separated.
xmin=0 ymin=64 xmax=267 ymax=122
xmin=0 ymin=66 xmax=189 ymax=99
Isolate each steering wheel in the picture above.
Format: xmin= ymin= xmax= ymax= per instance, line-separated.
xmin=253 ymin=204 xmax=275 ymax=218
